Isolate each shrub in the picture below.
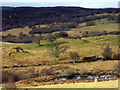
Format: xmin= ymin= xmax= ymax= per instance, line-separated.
xmin=2 ymin=68 xmax=36 ymax=84
xmin=59 ymin=31 xmax=68 ymax=37
xmin=22 ymin=68 xmax=36 ymax=79
xmin=80 ymin=68 xmax=88 ymax=75
xmin=112 ymin=53 xmax=120 ymax=60
xmin=73 ymin=35 xmax=81 ymax=39
xmin=82 ymin=40 xmax=90 ymax=43
xmin=4 ymin=81 xmax=17 ymax=89
xmin=2 ymin=71 xmax=17 ymax=88
xmin=86 ymin=21 xmax=95 ymax=26
xmin=46 ymin=33 xmax=56 ymax=45
xmin=101 ymin=46 xmax=113 ymax=60
xmin=65 ymin=68 xmax=77 ymax=77
xmin=39 ymin=69 xmax=53 ymax=76
xmin=82 ymin=31 xmax=89 ymax=37
xmin=2 ymin=70 xmax=21 ymax=83
xmin=55 ymin=32 xmax=68 ymax=38
xmin=82 ymin=56 xmax=97 ymax=62
xmin=32 ymin=34 xmax=44 ymax=46
xmin=112 ymin=64 xmax=120 ymax=73
xmin=55 ymin=33 xmax=60 ymax=37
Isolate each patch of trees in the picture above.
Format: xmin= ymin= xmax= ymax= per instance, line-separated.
xmin=107 ymin=14 xmax=118 ymax=23
xmin=2 ymin=6 xmax=118 ymax=31
xmin=108 ymin=31 xmax=120 ymax=35
xmin=66 ymin=35 xmax=81 ymax=39
xmin=2 ymin=30 xmax=120 ymax=43
xmin=45 ymin=34 xmax=56 ymax=45
xmin=32 ymin=34 xmax=44 ymax=46
xmin=69 ymin=45 xmax=120 ymax=64
xmin=55 ymin=31 xmax=68 ymax=38
xmin=2 ymin=33 xmax=32 ymax=43
xmin=82 ymin=31 xmax=120 ymax=37
xmin=29 ymin=22 xmax=77 ymax=34
xmin=86 ymin=21 xmax=95 ymax=26
xmin=82 ymin=56 xmax=97 ymax=62
xmin=28 ymin=14 xmax=119 ymax=35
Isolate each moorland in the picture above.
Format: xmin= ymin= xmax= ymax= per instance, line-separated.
xmin=1 ymin=6 xmax=120 ymax=89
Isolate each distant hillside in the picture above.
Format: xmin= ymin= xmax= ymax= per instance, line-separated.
xmin=0 ymin=6 xmax=14 ymax=10
xmin=2 ymin=6 xmax=118 ymax=31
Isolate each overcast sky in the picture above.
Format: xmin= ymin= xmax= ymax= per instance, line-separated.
xmin=1 ymin=0 xmax=120 ymax=8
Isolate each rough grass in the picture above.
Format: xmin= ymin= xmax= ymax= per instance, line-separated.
xmin=2 ymin=17 xmax=117 ymax=37
xmin=1 ymin=13 xmax=119 ymax=88
xmin=27 ymin=80 xmax=119 ymax=88
xmin=94 ymin=18 xmax=115 ymax=25
xmin=2 ymin=35 xmax=119 ymax=67
xmin=2 ymin=59 xmax=118 ymax=75
xmin=2 ymin=27 xmax=32 ymax=36
xmin=67 ymin=23 xmax=118 ymax=36
xmin=64 ymin=60 xmax=118 ymax=72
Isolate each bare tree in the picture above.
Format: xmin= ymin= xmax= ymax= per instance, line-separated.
xmin=46 ymin=33 xmax=56 ymax=45
xmin=32 ymin=34 xmax=43 ymax=46
xmin=19 ymin=32 xmax=24 ymax=39
xmin=101 ymin=46 xmax=113 ymax=60
xmin=51 ymin=44 xmax=69 ymax=61
xmin=69 ymin=51 xmax=80 ymax=64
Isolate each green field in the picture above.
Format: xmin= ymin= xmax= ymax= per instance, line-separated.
xmin=2 ymin=34 xmax=119 ymax=67
xmin=67 ymin=23 xmax=118 ymax=36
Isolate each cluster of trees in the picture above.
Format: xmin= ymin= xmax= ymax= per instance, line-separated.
xmin=2 ymin=30 xmax=120 ymax=43
xmin=29 ymin=22 xmax=77 ymax=34
xmin=2 ymin=31 xmax=67 ymax=43
xmin=107 ymin=14 xmax=119 ymax=23
xmin=82 ymin=31 xmax=120 ymax=37
xmin=2 ymin=33 xmax=32 ymax=43
xmin=55 ymin=31 xmax=68 ymax=38
xmin=68 ymin=45 xmax=120 ymax=64
xmin=28 ymin=14 xmax=119 ymax=35
xmin=2 ymin=7 xmax=118 ymax=31
xmin=86 ymin=21 xmax=95 ymax=26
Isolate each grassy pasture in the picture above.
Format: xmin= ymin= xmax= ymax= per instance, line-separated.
xmin=2 ymin=27 xmax=32 ymax=36
xmin=67 ymin=23 xmax=118 ymax=36
xmin=2 ymin=35 xmax=119 ymax=68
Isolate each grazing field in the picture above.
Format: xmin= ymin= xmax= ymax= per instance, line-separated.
xmin=1 ymin=15 xmax=120 ymax=88
xmin=2 ymin=35 xmax=119 ymax=67
xmin=2 ymin=27 xmax=32 ymax=36
xmin=67 ymin=23 xmax=118 ymax=36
